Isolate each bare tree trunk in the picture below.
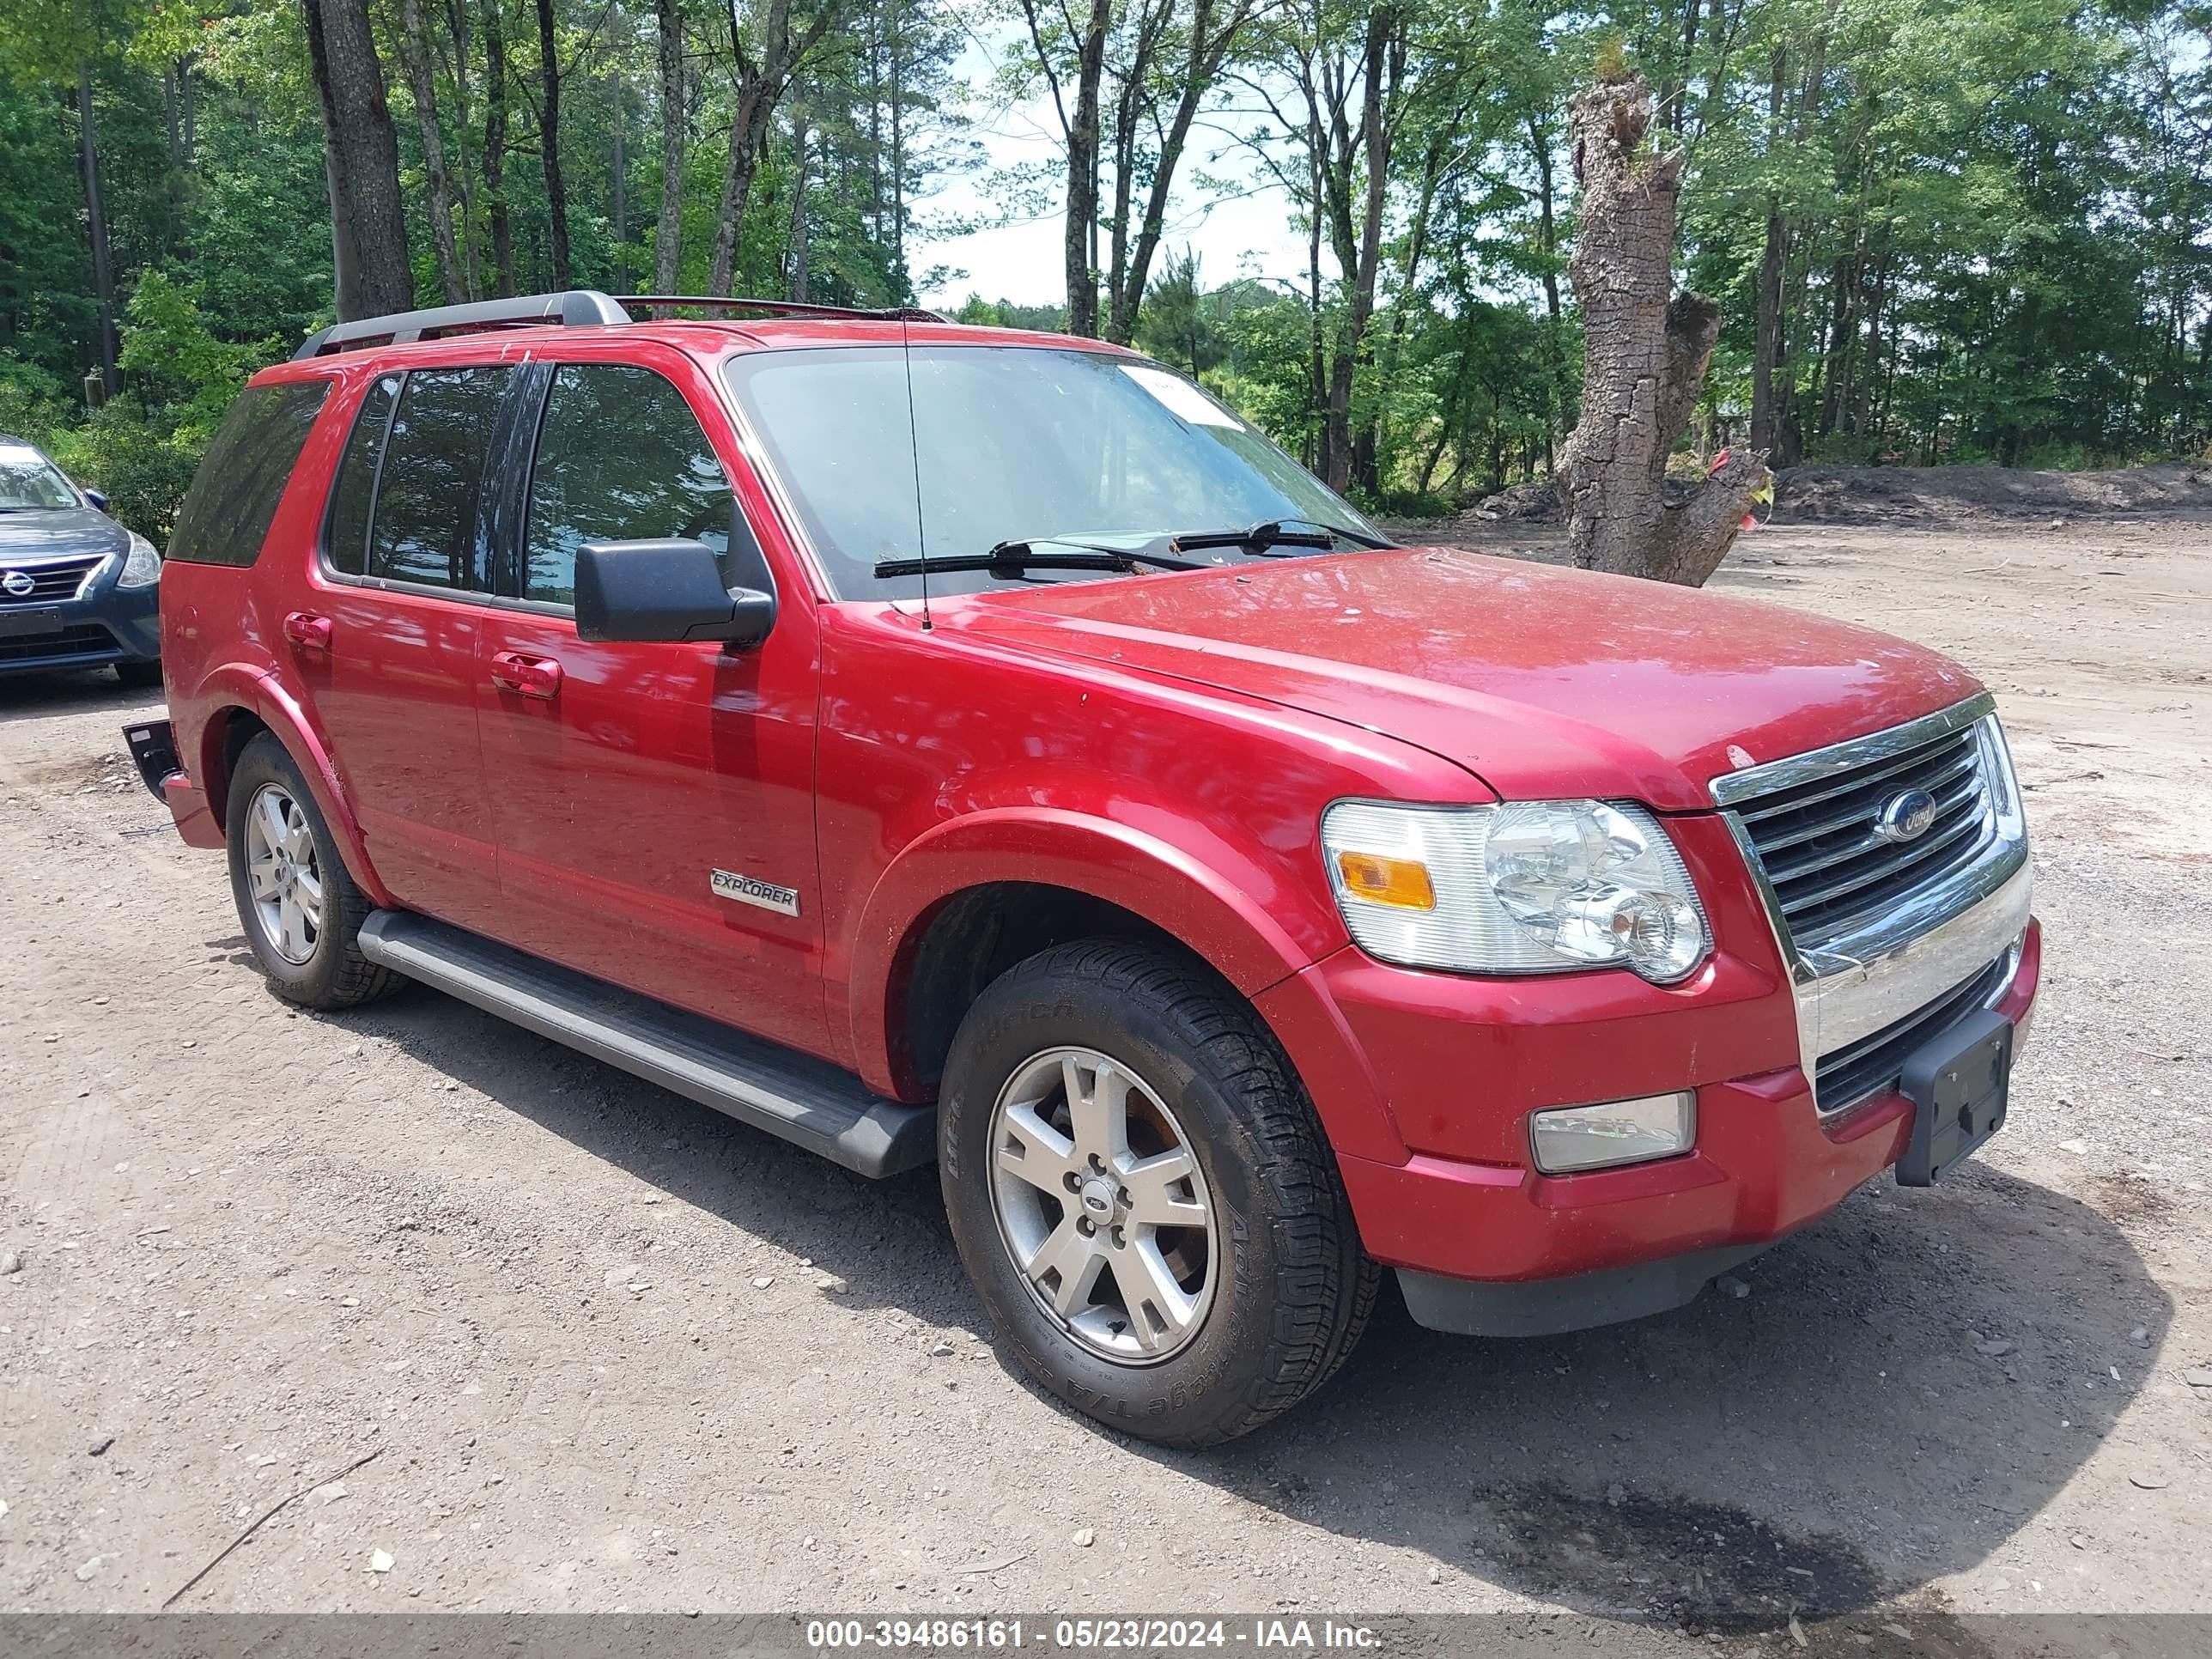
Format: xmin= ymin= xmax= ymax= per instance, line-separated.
xmin=1322 ymin=11 xmax=1397 ymax=495
xmin=481 ymin=0 xmax=514 ymax=296
xmin=1066 ymin=0 xmax=1112 ymax=335
xmin=303 ymin=0 xmax=416 ymax=319
xmin=653 ymin=0 xmax=685 ymax=300
xmin=398 ymin=0 xmax=467 ymax=302
xmin=1104 ymin=0 xmax=1256 ymax=344
xmin=535 ymin=0 xmax=571 ymax=288
xmin=445 ymin=0 xmax=481 ymax=297
xmin=705 ymin=0 xmax=837 ymax=296
xmin=1555 ymin=73 xmax=1765 ymax=586
xmin=611 ymin=0 xmax=628 ymax=290
xmin=786 ymin=90 xmax=809 ymax=301
xmin=75 ymin=64 xmax=118 ymax=397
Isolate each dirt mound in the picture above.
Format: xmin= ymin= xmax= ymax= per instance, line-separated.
xmin=1774 ymin=460 xmax=2212 ymax=524
xmin=1451 ymin=460 xmax=2212 ymax=532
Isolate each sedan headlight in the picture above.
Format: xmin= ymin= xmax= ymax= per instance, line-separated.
xmin=118 ymin=531 xmax=161 ymax=587
xmin=1321 ymin=799 xmax=1709 ymax=982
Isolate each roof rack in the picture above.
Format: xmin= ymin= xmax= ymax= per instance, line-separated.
xmin=625 ymin=295 xmax=948 ymax=323
xmin=292 ymin=289 xmax=948 ymax=361
xmin=293 ymin=290 xmax=632 ymax=361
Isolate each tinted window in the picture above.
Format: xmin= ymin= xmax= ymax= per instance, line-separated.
xmin=167 ymin=380 xmax=331 ymax=566
xmin=722 ymin=346 xmax=1379 ymax=599
xmin=523 ymin=364 xmax=732 ymax=605
xmin=324 ymin=373 xmax=401 ymax=577
xmin=367 ymin=367 xmax=509 ymax=590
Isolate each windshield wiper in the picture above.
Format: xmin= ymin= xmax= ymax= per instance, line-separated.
xmin=1169 ymin=517 xmax=1396 ymax=554
xmin=874 ymin=535 xmax=1208 ymax=580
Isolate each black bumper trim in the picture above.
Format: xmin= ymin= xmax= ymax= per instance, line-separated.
xmin=1397 ymin=1237 xmax=1784 ymax=1338
xmin=122 ymin=719 xmax=183 ymax=801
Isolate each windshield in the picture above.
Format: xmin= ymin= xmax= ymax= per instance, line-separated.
xmin=0 ymin=444 xmax=81 ymax=512
xmin=722 ymin=344 xmax=1382 ymax=599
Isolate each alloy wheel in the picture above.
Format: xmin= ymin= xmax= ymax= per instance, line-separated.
xmin=987 ymin=1046 xmax=1218 ymax=1364
xmin=243 ymin=781 xmax=324 ymax=965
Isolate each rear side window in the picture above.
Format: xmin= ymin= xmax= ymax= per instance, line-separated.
xmin=324 ymin=373 xmax=402 ymax=577
xmin=363 ymin=368 xmax=510 ymax=590
xmin=167 ymin=380 xmax=331 ymax=567
xmin=522 ymin=364 xmax=732 ymax=605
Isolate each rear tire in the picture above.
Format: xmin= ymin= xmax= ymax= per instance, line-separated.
xmin=939 ymin=939 xmax=1377 ymax=1447
xmin=224 ymin=734 xmax=397 ymax=1010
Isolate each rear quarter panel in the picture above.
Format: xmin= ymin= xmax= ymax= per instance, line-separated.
xmin=161 ymin=361 xmax=381 ymax=891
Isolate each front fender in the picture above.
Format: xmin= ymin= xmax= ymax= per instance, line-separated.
xmin=191 ymin=663 xmax=394 ymax=908
xmin=843 ymin=808 xmax=1410 ymax=1164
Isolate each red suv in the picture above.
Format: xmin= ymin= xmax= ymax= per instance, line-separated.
xmin=129 ymin=291 xmax=2039 ymax=1446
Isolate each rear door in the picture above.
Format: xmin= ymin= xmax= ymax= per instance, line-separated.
xmin=299 ymin=362 xmax=512 ymax=931
xmin=471 ymin=345 xmax=830 ymax=1058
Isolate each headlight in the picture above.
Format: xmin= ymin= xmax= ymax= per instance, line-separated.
xmin=118 ymin=531 xmax=161 ymax=587
xmin=1321 ymin=798 xmax=1709 ymax=982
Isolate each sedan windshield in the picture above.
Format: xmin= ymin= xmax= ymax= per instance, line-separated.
xmin=722 ymin=345 xmax=1383 ymax=600
xmin=0 ymin=444 xmax=81 ymax=512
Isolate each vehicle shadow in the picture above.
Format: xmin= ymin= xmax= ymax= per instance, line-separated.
xmin=1189 ymin=1161 xmax=2169 ymax=1635
xmin=0 ymin=667 xmax=161 ymax=726
xmin=336 ymin=981 xmax=2164 ymax=1636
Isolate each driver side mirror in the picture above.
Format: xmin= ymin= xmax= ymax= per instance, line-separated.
xmin=574 ymin=511 xmax=777 ymax=649
xmin=82 ymin=487 xmax=109 ymax=512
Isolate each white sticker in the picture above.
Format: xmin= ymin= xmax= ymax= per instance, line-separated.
xmin=0 ymin=443 xmax=45 ymax=465
xmin=1120 ymin=365 xmax=1242 ymax=428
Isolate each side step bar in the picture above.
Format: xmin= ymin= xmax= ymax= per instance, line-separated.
xmin=357 ymin=911 xmax=934 ymax=1178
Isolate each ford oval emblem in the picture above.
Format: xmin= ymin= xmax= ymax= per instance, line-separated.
xmin=1 ymin=569 xmax=33 ymax=598
xmin=1875 ymin=787 xmax=1938 ymax=844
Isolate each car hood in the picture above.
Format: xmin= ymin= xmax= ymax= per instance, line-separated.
xmin=955 ymin=546 xmax=1983 ymax=811
xmin=0 ymin=507 xmax=128 ymax=562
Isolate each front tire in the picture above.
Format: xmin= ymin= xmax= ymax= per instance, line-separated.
xmin=224 ymin=734 xmax=396 ymax=1010
xmin=113 ymin=658 xmax=162 ymax=690
xmin=940 ymin=940 xmax=1376 ymax=1447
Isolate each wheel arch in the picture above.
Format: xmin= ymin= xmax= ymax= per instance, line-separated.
xmin=194 ymin=668 xmax=393 ymax=906
xmin=848 ymin=807 xmax=1338 ymax=1102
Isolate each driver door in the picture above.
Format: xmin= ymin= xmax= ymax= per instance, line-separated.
xmin=473 ymin=347 xmax=830 ymax=1059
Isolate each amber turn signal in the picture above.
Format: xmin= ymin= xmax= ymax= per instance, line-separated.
xmin=1334 ymin=850 xmax=1437 ymax=910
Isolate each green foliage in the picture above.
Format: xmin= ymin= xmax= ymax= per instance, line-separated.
xmin=46 ymin=396 xmax=203 ymax=539
xmin=3 ymin=0 xmax=2205 ymax=524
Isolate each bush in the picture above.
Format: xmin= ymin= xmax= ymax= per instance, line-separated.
xmin=46 ymin=397 xmax=204 ymax=542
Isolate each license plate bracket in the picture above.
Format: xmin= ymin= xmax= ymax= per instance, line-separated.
xmin=0 ymin=605 xmax=64 ymax=639
xmin=1896 ymin=1007 xmax=2013 ymax=1187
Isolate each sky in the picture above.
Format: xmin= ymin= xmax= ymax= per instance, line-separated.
xmin=911 ymin=36 xmax=1328 ymax=311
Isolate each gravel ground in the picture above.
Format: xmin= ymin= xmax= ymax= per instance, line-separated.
xmin=3 ymin=515 xmax=2209 ymax=1654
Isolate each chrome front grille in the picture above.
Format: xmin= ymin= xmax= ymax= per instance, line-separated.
xmin=1729 ymin=719 xmax=1995 ymax=956
xmin=0 ymin=554 xmax=103 ymax=603
xmin=1812 ymin=948 xmax=2014 ymax=1113
xmin=1712 ymin=694 xmax=2033 ymax=1119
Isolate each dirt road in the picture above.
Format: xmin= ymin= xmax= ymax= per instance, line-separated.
xmin=3 ymin=514 xmax=2208 ymax=1647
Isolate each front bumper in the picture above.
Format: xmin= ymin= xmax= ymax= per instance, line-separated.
xmin=1333 ymin=921 xmax=2039 ymax=1333
xmin=1255 ymin=761 xmax=2042 ymax=1334
xmin=0 ymin=561 xmax=160 ymax=674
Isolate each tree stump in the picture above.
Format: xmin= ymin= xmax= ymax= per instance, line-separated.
xmin=1556 ymin=72 xmax=1769 ymax=586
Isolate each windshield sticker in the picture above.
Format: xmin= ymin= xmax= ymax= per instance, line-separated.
xmin=1121 ymin=365 xmax=1242 ymax=428
xmin=0 ymin=444 xmax=46 ymax=465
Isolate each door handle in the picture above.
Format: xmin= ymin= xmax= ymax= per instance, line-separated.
xmin=490 ymin=650 xmax=562 ymax=699
xmin=283 ymin=611 xmax=332 ymax=653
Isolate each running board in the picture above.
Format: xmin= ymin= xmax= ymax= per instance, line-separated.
xmin=357 ymin=911 xmax=934 ymax=1178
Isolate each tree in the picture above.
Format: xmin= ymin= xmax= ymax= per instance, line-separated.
xmin=702 ymin=0 xmax=845 ymax=296
xmin=1016 ymin=0 xmax=1114 ymax=335
xmin=535 ymin=0 xmax=572 ymax=287
xmin=301 ymin=0 xmax=415 ymax=319
xmin=1555 ymin=69 xmax=1764 ymax=586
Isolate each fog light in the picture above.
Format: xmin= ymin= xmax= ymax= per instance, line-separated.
xmin=1529 ymin=1091 xmax=1695 ymax=1175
